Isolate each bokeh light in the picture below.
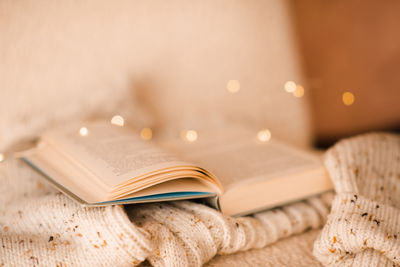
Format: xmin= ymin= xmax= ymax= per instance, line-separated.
xmin=79 ymin=127 xmax=89 ymax=136
xmin=111 ymin=115 xmax=125 ymax=126
xmin=140 ymin=128 xmax=153 ymax=140
xmin=342 ymin=92 xmax=355 ymax=106
xmin=257 ymin=129 xmax=272 ymax=142
xmin=227 ymin=80 xmax=240 ymax=93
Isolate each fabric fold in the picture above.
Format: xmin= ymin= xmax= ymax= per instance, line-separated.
xmin=0 ymin=160 xmax=153 ymax=267
xmin=313 ymin=133 xmax=400 ymax=267
xmin=1 ymin=158 xmax=332 ymax=266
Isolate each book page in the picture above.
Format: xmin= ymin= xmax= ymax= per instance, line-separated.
xmin=161 ymin=128 xmax=322 ymax=190
xmin=42 ymin=122 xmax=196 ymax=188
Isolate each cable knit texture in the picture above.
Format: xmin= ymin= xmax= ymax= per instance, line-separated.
xmin=206 ymin=228 xmax=322 ymax=266
xmin=3 ymin=133 xmax=400 ymax=266
xmin=313 ymin=133 xmax=400 ymax=266
xmin=0 ymin=159 xmax=332 ymax=266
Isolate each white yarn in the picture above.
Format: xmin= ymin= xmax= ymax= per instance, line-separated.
xmin=0 ymin=159 xmax=331 ymax=266
xmin=206 ymin=228 xmax=322 ymax=267
xmin=4 ymin=132 xmax=399 ymax=266
xmin=313 ymin=133 xmax=400 ymax=266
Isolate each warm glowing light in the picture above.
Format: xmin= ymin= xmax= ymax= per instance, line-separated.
xmin=257 ymin=129 xmax=272 ymax=142
xmin=79 ymin=127 xmax=89 ymax=136
xmin=0 ymin=153 xmax=4 ymax=163
xmin=111 ymin=115 xmax=124 ymax=126
xmin=293 ymin=85 xmax=305 ymax=98
xmin=140 ymin=128 xmax=153 ymax=140
xmin=227 ymin=80 xmax=240 ymax=93
xmin=284 ymin=81 xmax=297 ymax=93
xmin=342 ymin=92 xmax=355 ymax=106
xmin=182 ymin=130 xmax=198 ymax=142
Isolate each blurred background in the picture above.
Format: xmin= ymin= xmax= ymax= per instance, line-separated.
xmin=1 ymin=0 xmax=399 ymax=153
xmin=291 ymin=1 xmax=400 ymax=147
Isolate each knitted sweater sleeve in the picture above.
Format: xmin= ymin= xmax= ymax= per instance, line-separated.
xmin=313 ymin=133 xmax=400 ymax=266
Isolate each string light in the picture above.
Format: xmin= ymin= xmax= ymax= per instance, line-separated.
xmin=79 ymin=127 xmax=89 ymax=136
xmin=181 ymin=130 xmax=198 ymax=142
xmin=293 ymin=85 xmax=305 ymax=98
xmin=226 ymin=80 xmax=240 ymax=93
xmin=140 ymin=128 xmax=153 ymax=140
xmin=257 ymin=129 xmax=271 ymax=142
xmin=284 ymin=81 xmax=297 ymax=93
xmin=342 ymin=92 xmax=355 ymax=106
xmin=111 ymin=115 xmax=124 ymax=126
xmin=0 ymin=153 xmax=4 ymax=163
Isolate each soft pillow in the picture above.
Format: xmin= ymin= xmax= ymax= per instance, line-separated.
xmin=0 ymin=0 xmax=311 ymax=152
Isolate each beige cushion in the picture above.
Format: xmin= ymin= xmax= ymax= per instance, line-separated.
xmin=0 ymin=0 xmax=311 ymax=151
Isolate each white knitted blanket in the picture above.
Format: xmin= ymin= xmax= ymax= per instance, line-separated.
xmin=0 ymin=159 xmax=331 ymax=266
xmin=1 ymin=133 xmax=399 ymax=266
xmin=314 ymin=133 xmax=400 ymax=266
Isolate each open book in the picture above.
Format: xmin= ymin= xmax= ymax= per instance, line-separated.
xmin=21 ymin=122 xmax=332 ymax=216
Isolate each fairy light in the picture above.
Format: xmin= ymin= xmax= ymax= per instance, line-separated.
xmin=79 ymin=127 xmax=89 ymax=136
xmin=226 ymin=80 xmax=240 ymax=93
xmin=182 ymin=130 xmax=198 ymax=142
xmin=0 ymin=153 xmax=4 ymax=163
xmin=293 ymin=85 xmax=305 ymax=98
xmin=284 ymin=81 xmax=297 ymax=93
xmin=111 ymin=115 xmax=125 ymax=126
xmin=140 ymin=128 xmax=153 ymax=140
xmin=257 ymin=129 xmax=272 ymax=142
xmin=342 ymin=92 xmax=355 ymax=106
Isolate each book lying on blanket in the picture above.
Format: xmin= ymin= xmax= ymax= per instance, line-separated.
xmin=21 ymin=121 xmax=332 ymax=216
